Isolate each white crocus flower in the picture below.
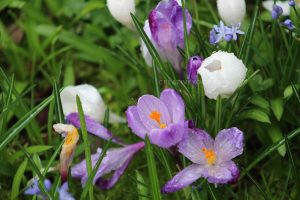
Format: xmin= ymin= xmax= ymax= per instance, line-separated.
xmin=107 ymin=0 xmax=135 ymax=29
xmin=217 ymin=0 xmax=246 ymax=25
xmin=197 ymin=51 xmax=247 ymax=100
xmin=262 ymin=0 xmax=291 ymax=16
xmin=60 ymin=84 xmax=125 ymax=123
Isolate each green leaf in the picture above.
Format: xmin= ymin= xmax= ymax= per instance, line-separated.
xmin=11 ymin=158 xmax=28 ymax=200
xmin=240 ymin=109 xmax=271 ymax=123
xmin=9 ymin=145 xmax=53 ymax=162
xmin=270 ymin=98 xmax=284 ymax=121
xmin=76 ymin=95 xmax=93 ymax=200
xmin=267 ymin=125 xmax=286 ymax=157
xmin=53 ymin=80 xmax=64 ymax=123
xmin=250 ymin=96 xmax=270 ymax=110
xmin=0 ymin=94 xmax=53 ymax=151
xmin=136 ymin=170 xmax=148 ymax=200
xmin=145 ymin=136 xmax=161 ymax=200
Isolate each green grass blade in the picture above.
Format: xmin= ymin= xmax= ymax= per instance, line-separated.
xmin=145 ymin=136 xmax=161 ymax=200
xmin=242 ymin=126 xmax=300 ymax=177
xmin=11 ymin=158 xmax=28 ymax=200
xmin=243 ymin=170 xmax=270 ymax=200
xmin=76 ymin=95 xmax=93 ymax=200
xmin=80 ymin=139 xmax=111 ymax=199
xmin=0 ymin=94 xmax=54 ymax=151
xmin=18 ymin=145 xmax=53 ymax=199
xmin=53 ymin=80 xmax=64 ymax=123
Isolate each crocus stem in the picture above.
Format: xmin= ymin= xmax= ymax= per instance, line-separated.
xmin=145 ymin=136 xmax=161 ymax=200
xmin=215 ymin=96 xmax=222 ymax=135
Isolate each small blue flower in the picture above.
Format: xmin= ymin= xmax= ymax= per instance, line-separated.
xmin=230 ymin=23 xmax=245 ymax=40
xmin=288 ymin=0 xmax=295 ymax=6
xmin=283 ymin=19 xmax=295 ymax=30
xmin=209 ymin=29 xmax=218 ymax=45
xmin=272 ymin=5 xmax=283 ymax=19
xmin=210 ymin=21 xmax=232 ymax=45
xmin=24 ymin=178 xmax=52 ymax=196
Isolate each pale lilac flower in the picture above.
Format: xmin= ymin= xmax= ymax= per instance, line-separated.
xmin=24 ymin=179 xmax=74 ymax=200
xmin=162 ymin=127 xmax=244 ymax=193
xmin=230 ymin=23 xmax=244 ymax=40
xmin=272 ymin=5 xmax=283 ymax=19
xmin=283 ymin=19 xmax=295 ymax=30
xmin=71 ymin=142 xmax=145 ymax=189
xmin=126 ymin=88 xmax=186 ymax=148
xmin=66 ymin=112 xmax=125 ymax=145
xmin=146 ymin=0 xmax=192 ymax=74
xmin=187 ymin=56 xmax=203 ymax=85
xmin=210 ymin=21 xmax=233 ymax=44
xmin=24 ymin=178 xmax=52 ymax=196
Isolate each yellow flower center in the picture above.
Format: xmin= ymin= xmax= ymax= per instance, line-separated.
xmin=64 ymin=128 xmax=79 ymax=146
xmin=149 ymin=111 xmax=167 ymax=129
xmin=202 ymin=147 xmax=216 ymax=165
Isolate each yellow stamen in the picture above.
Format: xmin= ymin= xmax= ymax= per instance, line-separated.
xmin=149 ymin=111 xmax=166 ymax=129
xmin=202 ymin=147 xmax=216 ymax=165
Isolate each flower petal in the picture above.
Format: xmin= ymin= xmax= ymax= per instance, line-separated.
xmin=204 ymin=161 xmax=240 ymax=184
xmin=58 ymin=182 xmax=75 ymax=200
xmin=66 ymin=112 xmax=125 ymax=145
xmin=148 ymin=122 xmax=185 ymax=148
xmin=126 ymin=106 xmax=148 ymax=139
xmin=160 ymin=89 xmax=185 ymax=123
xmin=137 ymin=95 xmax=171 ymax=130
xmin=178 ymin=128 xmax=214 ymax=165
xmin=162 ymin=164 xmax=204 ymax=193
xmin=214 ymin=127 xmax=244 ymax=162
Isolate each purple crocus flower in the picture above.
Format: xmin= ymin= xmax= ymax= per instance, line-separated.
xmin=272 ymin=5 xmax=283 ymax=19
xmin=162 ymin=127 xmax=243 ymax=193
xmin=148 ymin=0 xmax=192 ymax=74
xmin=66 ymin=112 xmax=125 ymax=146
xmin=71 ymin=142 xmax=145 ymax=189
xmin=283 ymin=19 xmax=295 ymax=30
xmin=187 ymin=56 xmax=203 ymax=85
xmin=230 ymin=23 xmax=244 ymax=40
xmin=288 ymin=0 xmax=295 ymax=6
xmin=126 ymin=88 xmax=186 ymax=148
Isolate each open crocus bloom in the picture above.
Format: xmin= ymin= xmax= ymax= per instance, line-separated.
xmin=197 ymin=51 xmax=247 ymax=99
xmin=126 ymin=88 xmax=186 ymax=148
xmin=71 ymin=142 xmax=144 ymax=189
xmin=61 ymin=84 xmax=125 ymax=124
xmin=53 ymin=124 xmax=79 ymax=182
xmin=141 ymin=0 xmax=192 ymax=74
xmin=162 ymin=127 xmax=243 ymax=193
xmin=66 ymin=112 xmax=125 ymax=146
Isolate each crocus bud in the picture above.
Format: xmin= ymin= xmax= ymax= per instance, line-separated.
xmin=107 ymin=0 xmax=135 ymax=29
xmin=217 ymin=0 xmax=246 ymax=25
xmin=289 ymin=0 xmax=296 ymax=6
xmin=187 ymin=56 xmax=203 ymax=85
xmin=60 ymin=84 xmax=125 ymax=123
xmin=197 ymin=51 xmax=247 ymax=99
xmin=283 ymin=19 xmax=295 ymax=30
xmin=53 ymin=124 xmax=79 ymax=182
xmin=148 ymin=0 xmax=192 ymax=74
xmin=262 ymin=1 xmax=290 ymax=16
xmin=272 ymin=5 xmax=283 ymax=19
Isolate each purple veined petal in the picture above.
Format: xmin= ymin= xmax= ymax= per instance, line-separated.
xmin=66 ymin=112 xmax=125 ymax=146
xmin=214 ymin=127 xmax=244 ymax=162
xmin=58 ymin=182 xmax=75 ymax=200
xmin=72 ymin=142 xmax=145 ymax=188
xmin=137 ymin=95 xmax=171 ymax=130
xmin=178 ymin=128 xmax=214 ymax=165
xmin=172 ymin=5 xmax=192 ymax=43
xmin=204 ymin=161 xmax=240 ymax=184
xmin=148 ymin=122 xmax=185 ymax=148
xmin=96 ymin=157 xmax=131 ymax=190
xmin=160 ymin=89 xmax=185 ymax=123
xmin=126 ymin=106 xmax=149 ymax=139
xmin=162 ymin=164 xmax=204 ymax=193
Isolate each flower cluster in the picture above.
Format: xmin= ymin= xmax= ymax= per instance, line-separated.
xmin=210 ymin=21 xmax=244 ymax=45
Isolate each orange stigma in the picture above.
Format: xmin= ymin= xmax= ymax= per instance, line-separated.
xmin=202 ymin=147 xmax=216 ymax=165
xmin=149 ymin=111 xmax=167 ymax=129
